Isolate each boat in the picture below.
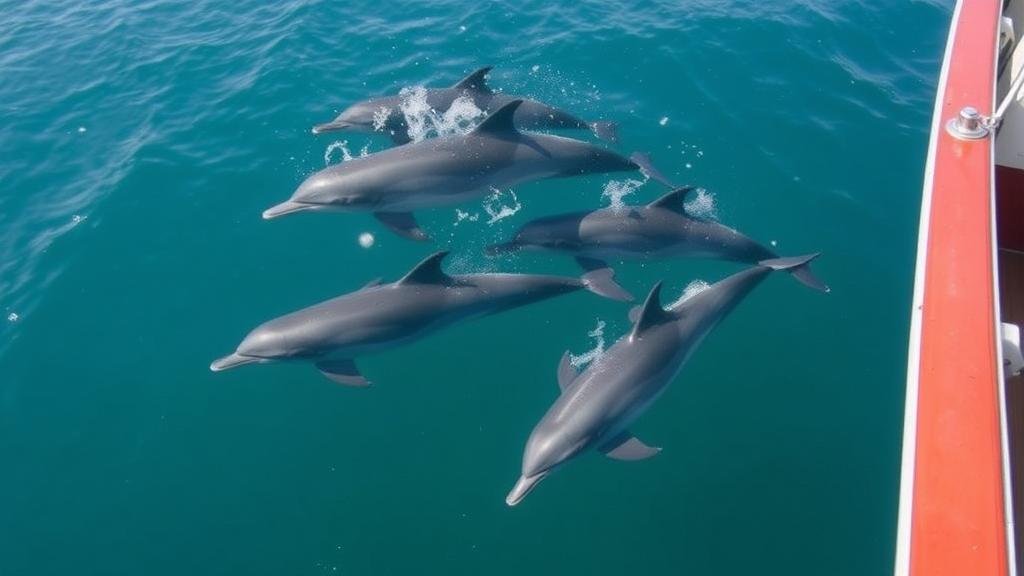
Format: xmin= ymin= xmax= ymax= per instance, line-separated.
xmin=897 ymin=0 xmax=1024 ymax=574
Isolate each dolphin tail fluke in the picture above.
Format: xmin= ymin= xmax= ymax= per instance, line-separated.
xmin=581 ymin=267 xmax=634 ymax=302
xmin=759 ymin=253 xmax=830 ymax=293
xmin=590 ymin=121 xmax=618 ymax=143
xmin=629 ymin=152 xmax=675 ymax=188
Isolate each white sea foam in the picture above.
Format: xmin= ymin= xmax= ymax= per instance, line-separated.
xmin=570 ymin=319 xmax=606 ymax=368
xmin=601 ymin=177 xmax=647 ymax=210
xmin=398 ymin=86 xmax=484 ymax=143
xmin=324 ymin=140 xmax=353 ymax=165
xmin=684 ymin=188 xmax=717 ymax=219
xmin=372 ymin=106 xmax=390 ymax=131
xmin=454 ymin=209 xmax=480 ymax=225
xmin=483 ymin=188 xmax=521 ymax=224
xmin=670 ymin=280 xmax=711 ymax=308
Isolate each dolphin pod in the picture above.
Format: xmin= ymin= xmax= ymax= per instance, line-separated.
xmin=210 ymin=251 xmax=631 ymax=385
xmin=487 ymin=186 xmax=830 ymax=296
xmin=265 ymin=100 xmax=670 ymax=241
xmin=312 ymin=66 xmax=618 ymax=144
xmin=214 ymin=65 xmax=828 ymax=508
xmin=506 ymin=254 xmax=821 ymax=506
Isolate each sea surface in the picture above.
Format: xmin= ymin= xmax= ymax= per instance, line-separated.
xmin=0 ymin=1 xmax=951 ymax=574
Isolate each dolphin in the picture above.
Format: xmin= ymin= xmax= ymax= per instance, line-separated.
xmin=266 ymin=100 xmax=670 ymax=241
xmin=311 ymin=66 xmax=617 ymax=144
xmin=505 ymin=254 xmax=825 ymax=506
xmin=487 ymin=187 xmax=830 ymax=296
xmin=210 ymin=251 xmax=631 ymax=385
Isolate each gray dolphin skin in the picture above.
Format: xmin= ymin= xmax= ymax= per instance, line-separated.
xmin=266 ymin=100 xmax=668 ymax=241
xmin=312 ymin=66 xmax=617 ymax=144
xmin=487 ymin=187 xmax=830 ymax=295
xmin=210 ymin=251 xmax=631 ymax=385
xmin=505 ymin=254 xmax=825 ymax=506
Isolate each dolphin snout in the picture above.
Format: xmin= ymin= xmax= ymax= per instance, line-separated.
xmin=210 ymin=352 xmax=259 ymax=372
xmin=262 ymin=200 xmax=312 ymax=220
xmin=505 ymin=472 xmax=548 ymax=506
xmin=311 ymin=120 xmax=351 ymax=135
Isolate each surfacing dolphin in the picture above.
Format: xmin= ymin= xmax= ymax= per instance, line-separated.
xmin=210 ymin=251 xmax=631 ymax=385
xmin=266 ymin=100 xmax=670 ymax=241
xmin=488 ymin=187 xmax=829 ymax=296
xmin=505 ymin=254 xmax=826 ymax=506
xmin=312 ymin=66 xmax=617 ymax=144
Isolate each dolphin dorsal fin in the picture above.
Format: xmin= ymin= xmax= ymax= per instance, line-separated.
xmin=630 ymin=282 xmax=673 ymax=339
xmin=453 ymin=66 xmax=494 ymax=94
xmin=648 ymin=186 xmax=696 ymax=214
xmin=472 ymin=100 xmax=523 ymax=136
xmin=398 ymin=251 xmax=451 ymax=285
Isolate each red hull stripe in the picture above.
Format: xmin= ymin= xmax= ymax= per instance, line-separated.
xmin=903 ymin=1 xmax=1007 ymax=575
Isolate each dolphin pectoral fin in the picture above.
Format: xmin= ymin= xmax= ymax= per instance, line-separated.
xmin=599 ymin=432 xmax=662 ymax=461
xmin=374 ymin=211 xmax=429 ymax=241
xmin=629 ymin=152 xmax=676 ymax=188
xmin=581 ymin=267 xmax=634 ymax=302
xmin=556 ymin=351 xmax=579 ymax=391
xmin=316 ymin=359 xmax=371 ymax=387
xmin=589 ymin=121 xmax=618 ymax=143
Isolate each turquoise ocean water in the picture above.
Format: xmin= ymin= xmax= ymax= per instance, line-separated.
xmin=1 ymin=1 xmax=951 ymax=574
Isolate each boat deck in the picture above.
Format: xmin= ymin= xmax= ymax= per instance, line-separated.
xmin=1001 ymin=248 xmax=1024 ymax=573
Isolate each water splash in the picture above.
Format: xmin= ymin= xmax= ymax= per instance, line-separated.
xmin=453 ymin=209 xmax=480 ymax=225
xmin=324 ymin=140 xmax=370 ymax=165
xmin=601 ymin=177 xmax=647 ymax=210
xmin=398 ymin=86 xmax=484 ymax=143
xmin=482 ymin=188 xmax=521 ymax=224
xmin=684 ymin=188 xmax=717 ymax=220
xmin=670 ymin=280 xmax=711 ymax=308
xmin=372 ymin=106 xmax=390 ymax=131
xmin=570 ymin=319 xmax=606 ymax=368
xmin=324 ymin=140 xmax=353 ymax=165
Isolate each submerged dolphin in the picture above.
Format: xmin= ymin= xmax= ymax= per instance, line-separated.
xmin=266 ymin=100 xmax=669 ymax=241
xmin=210 ymin=251 xmax=631 ymax=385
xmin=488 ymin=187 xmax=829 ymax=296
xmin=312 ymin=66 xmax=617 ymax=144
xmin=506 ymin=254 xmax=825 ymax=506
